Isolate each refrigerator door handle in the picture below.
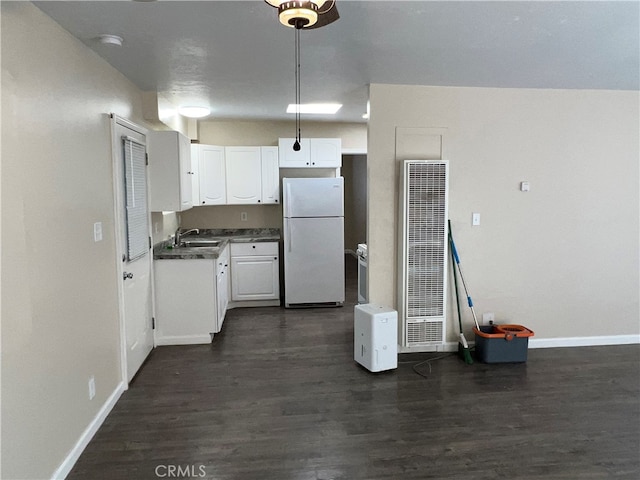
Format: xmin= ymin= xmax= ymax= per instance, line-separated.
xmin=285 ymin=181 xmax=291 ymax=217
xmin=287 ymin=220 xmax=292 ymax=252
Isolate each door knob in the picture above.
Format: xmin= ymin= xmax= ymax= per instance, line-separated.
xmin=123 ymin=272 xmax=134 ymax=280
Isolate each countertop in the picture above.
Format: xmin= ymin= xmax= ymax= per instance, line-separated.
xmin=153 ymin=228 xmax=280 ymax=260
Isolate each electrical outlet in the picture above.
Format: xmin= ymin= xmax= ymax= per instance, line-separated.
xmin=241 ymin=212 xmax=248 ymax=222
xmin=88 ymin=376 xmax=96 ymax=400
xmin=482 ymin=312 xmax=495 ymax=325
xmin=472 ymin=213 xmax=481 ymax=226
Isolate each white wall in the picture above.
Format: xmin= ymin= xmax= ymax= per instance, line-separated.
xmin=367 ymin=84 xmax=640 ymax=343
xmin=1 ymin=3 xmax=147 ymax=478
xmin=198 ymin=119 xmax=367 ymax=150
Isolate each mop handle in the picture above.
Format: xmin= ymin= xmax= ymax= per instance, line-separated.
xmin=449 ymin=229 xmax=481 ymax=329
xmin=449 ymin=235 xmax=474 ymax=307
xmin=450 ymin=237 xmax=461 ymax=264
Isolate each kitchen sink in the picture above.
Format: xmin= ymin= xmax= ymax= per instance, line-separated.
xmin=179 ymin=239 xmax=222 ymax=248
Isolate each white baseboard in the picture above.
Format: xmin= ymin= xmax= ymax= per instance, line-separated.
xmin=528 ymin=334 xmax=640 ymax=349
xmin=155 ymin=334 xmax=212 ymax=346
xmin=51 ymin=381 xmax=126 ymax=480
xmin=402 ymin=335 xmax=639 ymax=354
xmin=228 ymin=299 xmax=280 ymax=309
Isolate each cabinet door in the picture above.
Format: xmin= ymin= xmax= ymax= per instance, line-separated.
xmin=231 ymin=256 xmax=279 ymax=301
xmin=198 ymin=145 xmax=226 ymax=205
xmin=310 ymin=138 xmax=342 ymax=168
xmin=190 ymin=146 xmax=200 ymax=206
xmin=261 ymin=146 xmax=279 ymax=204
xmin=278 ymin=138 xmax=311 ymax=168
xmin=148 ymin=130 xmax=192 ymax=212
xmin=154 ymin=259 xmax=217 ymax=344
xmin=216 ymin=266 xmax=229 ymax=333
xmin=178 ymin=133 xmax=193 ymax=210
xmin=225 ymin=147 xmax=261 ymax=204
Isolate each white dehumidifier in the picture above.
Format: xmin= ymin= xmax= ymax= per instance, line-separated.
xmin=354 ymin=304 xmax=398 ymax=372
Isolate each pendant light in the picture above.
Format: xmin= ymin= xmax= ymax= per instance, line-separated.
xmin=265 ymin=1 xmax=340 ymax=151
xmin=293 ymin=21 xmax=302 ymax=151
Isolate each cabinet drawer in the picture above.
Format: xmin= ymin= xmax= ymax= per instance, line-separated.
xmin=230 ymin=242 xmax=278 ymax=257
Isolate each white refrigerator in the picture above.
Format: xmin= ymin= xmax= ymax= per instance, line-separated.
xmin=283 ymin=177 xmax=345 ymax=307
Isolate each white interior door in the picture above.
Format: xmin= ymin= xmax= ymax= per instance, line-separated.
xmin=112 ymin=116 xmax=154 ymax=383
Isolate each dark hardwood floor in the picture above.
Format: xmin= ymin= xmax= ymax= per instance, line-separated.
xmin=68 ymin=255 xmax=640 ymax=479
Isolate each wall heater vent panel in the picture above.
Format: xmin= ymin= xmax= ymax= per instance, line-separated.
xmin=407 ymin=320 xmax=444 ymax=345
xmin=398 ymin=160 xmax=449 ymax=348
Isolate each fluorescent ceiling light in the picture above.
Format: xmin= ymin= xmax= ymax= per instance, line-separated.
xmin=178 ymin=106 xmax=210 ymax=118
xmin=286 ymin=103 xmax=342 ymax=115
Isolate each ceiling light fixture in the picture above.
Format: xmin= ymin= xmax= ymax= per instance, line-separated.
xmin=97 ymin=34 xmax=123 ymax=47
xmin=265 ymin=1 xmax=337 ymax=29
xmin=287 ymin=103 xmax=342 ymax=114
xmin=264 ymin=1 xmax=340 ymax=150
xmin=178 ymin=106 xmax=211 ymax=119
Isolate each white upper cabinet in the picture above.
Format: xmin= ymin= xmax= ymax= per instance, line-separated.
xmin=225 ymin=147 xmax=262 ymax=204
xmin=195 ymin=144 xmax=226 ymax=205
xmin=190 ymin=149 xmax=200 ymax=207
xmin=278 ymin=138 xmax=341 ymax=168
xmin=148 ymin=130 xmax=193 ymax=212
xmin=261 ymin=146 xmax=279 ymax=204
xmin=278 ymin=138 xmax=311 ymax=167
xmin=310 ymin=138 xmax=342 ymax=167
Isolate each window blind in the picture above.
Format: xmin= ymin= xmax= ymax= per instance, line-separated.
xmin=122 ymin=136 xmax=148 ymax=261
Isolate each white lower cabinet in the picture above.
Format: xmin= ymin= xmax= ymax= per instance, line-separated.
xmin=155 ymin=242 xmax=280 ymax=345
xmin=154 ymin=245 xmax=230 ymax=345
xmin=230 ymin=242 xmax=280 ymax=302
xmin=215 ymin=244 xmax=230 ymax=332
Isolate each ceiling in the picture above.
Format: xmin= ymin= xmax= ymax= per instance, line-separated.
xmin=33 ymin=0 xmax=639 ymax=124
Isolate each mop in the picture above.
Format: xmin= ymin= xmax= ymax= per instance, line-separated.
xmin=448 ymin=221 xmax=477 ymax=364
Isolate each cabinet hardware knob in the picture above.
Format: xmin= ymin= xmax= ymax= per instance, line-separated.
xmin=252 ymin=245 xmax=256 ymax=248
xmin=123 ymin=272 xmax=133 ymax=280
xmin=258 ymin=200 xmax=261 ymax=203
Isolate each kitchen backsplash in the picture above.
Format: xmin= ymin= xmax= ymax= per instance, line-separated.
xmin=180 ymin=204 xmax=282 ymax=230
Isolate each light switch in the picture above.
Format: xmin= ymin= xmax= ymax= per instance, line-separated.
xmin=472 ymin=213 xmax=481 ymax=226
xmin=520 ymin=181 xmax=530 ymax=192
xmin=93 ymin=222 xmax=103 ymax=242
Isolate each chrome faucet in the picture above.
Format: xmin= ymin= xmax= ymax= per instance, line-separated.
xmin=175 ymin=228 xmax=200 ymax=246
